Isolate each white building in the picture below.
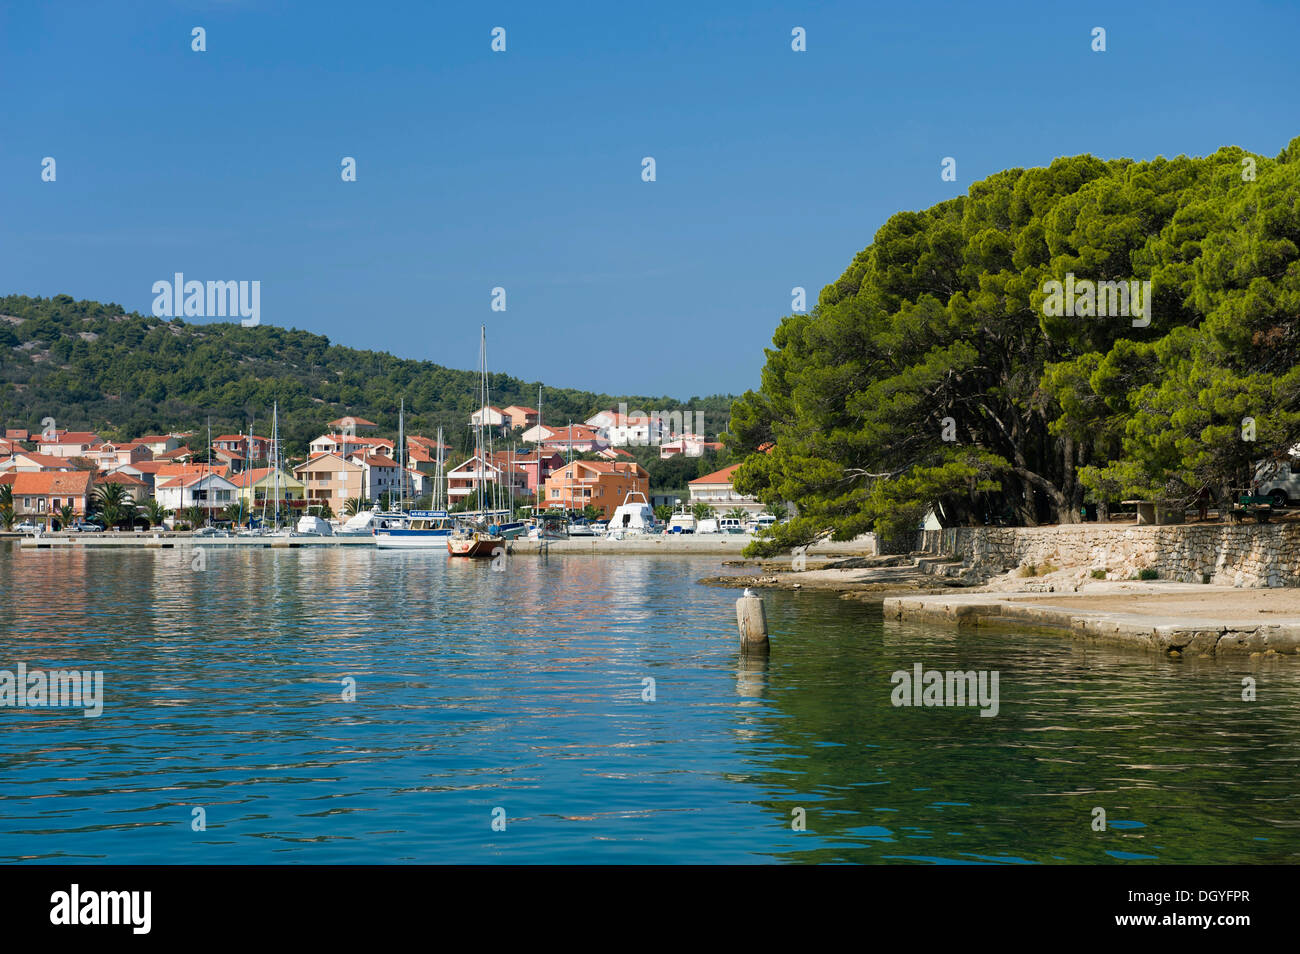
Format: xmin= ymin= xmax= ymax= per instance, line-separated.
xmin=470 ymin=406 xmax=508 ymax=428
xmin=687 ymin=464 xmax=764 ymax=517
xmin=154 ymin=472 xmax=239 ymax=512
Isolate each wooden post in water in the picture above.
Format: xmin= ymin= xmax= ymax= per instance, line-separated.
xmin=736 ymin=588 xmax=769 ymax=653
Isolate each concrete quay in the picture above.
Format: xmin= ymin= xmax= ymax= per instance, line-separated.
xmin=883 ymin=582 xmax=1300 ymax=656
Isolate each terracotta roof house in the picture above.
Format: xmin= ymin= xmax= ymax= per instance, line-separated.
xmin=543 ymin=460 xmax=649 ymax=518
xmin=502 ymin=405 xmax=540 ymax=430
xmin=0 ymin=451 xmax=78 ymax=473
xmin=10 ymin=471 xmax=95 ymax=526
xmin=37 ymin=430 xmax=104 ymax=458
xmin=94 ymin=471 xmax=150 ymax=503
xmin=327 ymin=416 xmax=378 ymax=430
xmin=293 ymin=453 xmax=364 ymax=514
xmin=470 ymin=405 xmax=508 ymax=428
xmin=688 ymin=464 xmax=763 ymax=516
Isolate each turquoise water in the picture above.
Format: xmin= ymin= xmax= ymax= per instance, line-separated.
xmin=1 ymin=543 xmax=1298 ymax=864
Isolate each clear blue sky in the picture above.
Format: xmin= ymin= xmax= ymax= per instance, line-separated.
xmin=3 ymin=0 xmax=1298 ymax=398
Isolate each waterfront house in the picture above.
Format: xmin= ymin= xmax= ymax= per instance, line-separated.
xmin=4 ymin=429 xmax=29 ymax=442
xmin=154 ymin=472 xmax=239 ymax=514
xmin=446 ymin=453 xmax=529 ymax=506
xmin=228 ymin=467 xmax=306 ymax=509
xmin=94 ymin=471 xmax=150 ymax=504
xmin=37 ymin=430 xmax=103 ymax=458
xmin=293 ymin=453 xmax=364 ymax=513
xmin=10 ymin=471 xmax=95 ymax=528
xmin=507 ymin=451 xmax=564 ymax=494
xmin=350 ymin=452 xmax=415 ymax=503
xmin=688 ymin=464 xmax=764 ymax=517
xmin=543 ymin=460 xmax=649 ymax=517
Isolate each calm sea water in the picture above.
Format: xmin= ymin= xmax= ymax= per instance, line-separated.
xmin=1 ymin=542 xmax=1298 ymax=864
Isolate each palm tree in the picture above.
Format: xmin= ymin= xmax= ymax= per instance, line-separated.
xmin=181 ymin=505 xmax=205 ymax=530
xmin=0 ymin=486 xmax=14 ymax=530
xmin=220 ymin=503 xmax=244 ymax=525
xmin=653 ymin=504 xmax=673 ymax=523
xmin=691 ymin=502 xmax=715 ymax=521
xmin=725 ymin=507 xmax=748 ymax=521
xmin=317 ymin=500 xmax=334 ymax=520
xmin=344 ymin=497 xmax=371 ymax=517
xmin=58 ymin=504 xmax=75 ymax=529
xmin=142 ymin=499 xmax=171 ymax=528
xmin=93 ymin=482 xmax=130 ymax=529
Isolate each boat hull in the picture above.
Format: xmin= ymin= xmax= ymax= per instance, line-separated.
xmin=447 ymin=535 xmax=504 ymax=558
xmin=374 ymin=529 xmax=452 ymax=548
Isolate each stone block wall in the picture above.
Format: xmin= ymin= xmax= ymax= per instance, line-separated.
xmin=914 ymin=524 xmax=1300 ymax=588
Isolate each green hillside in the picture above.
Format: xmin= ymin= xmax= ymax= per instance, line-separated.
xmin=0 ymin=294 xmax=733 ymax=457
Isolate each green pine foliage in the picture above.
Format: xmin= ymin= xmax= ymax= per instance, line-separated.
xmin=729 ymin=140 xmax=1300 ymax=554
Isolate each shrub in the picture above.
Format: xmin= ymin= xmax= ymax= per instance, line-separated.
xmin=1090 ymin=569 xmax=1106 ymax=580
xmin=1138 ymin=568 xmax=1158 ymax=581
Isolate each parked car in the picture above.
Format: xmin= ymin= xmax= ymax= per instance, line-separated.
xmin=1254 ymin=460 xmax=1300 ymax=508
xmin=70 ymin=520 xmax=104 ymax=532
xmin=14 ymin=521 xmax=38 ymax=533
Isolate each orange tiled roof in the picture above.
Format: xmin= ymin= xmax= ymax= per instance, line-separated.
xmin=12 ymin=471 xmax=95 ymax=495
xmin=689 ymin=463 xmax=742 ymax=485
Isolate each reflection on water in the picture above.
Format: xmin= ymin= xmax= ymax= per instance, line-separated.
xmin=1 ymin=543 xmax=1298 ymax=863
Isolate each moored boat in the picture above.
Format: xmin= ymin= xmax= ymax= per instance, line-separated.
xmin=446 ymin=529 xmax=504 ymax=558
xmin=375 ymin=510 xmax=455 ymax=548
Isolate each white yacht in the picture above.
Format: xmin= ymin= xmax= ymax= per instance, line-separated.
xmin=605 ymin=492 xmax=658 ymax=537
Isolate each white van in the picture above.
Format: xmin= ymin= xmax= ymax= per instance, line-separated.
xmin=749 ymin=513 xmax=777 ymax=532
xmin=1255 ymin=460 xmax=1300 ymax=508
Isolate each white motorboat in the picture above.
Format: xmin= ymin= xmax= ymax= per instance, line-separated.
xmin=296 ymin=515 xmax=334 ymax=536
xmin=605 ymin=492 xmax=658 ymax=536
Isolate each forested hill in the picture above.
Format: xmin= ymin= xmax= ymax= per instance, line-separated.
xmin=0 ymin=294 xmax=733 ymax=455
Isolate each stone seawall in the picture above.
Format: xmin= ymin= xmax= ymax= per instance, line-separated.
xmin=908 ymin=524 xmax=1300 ymax=587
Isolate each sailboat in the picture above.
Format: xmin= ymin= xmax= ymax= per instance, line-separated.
xmin=374 ymin=414 xmax=455 ymax=548
xmin=448 ymin=327 xmax=505 ymax=558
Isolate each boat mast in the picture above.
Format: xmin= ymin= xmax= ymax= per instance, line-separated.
xmin=398 ymin=397 xmax=405 ymax=514
xmin=480 ymin=325 xmax=493 ymax=521
xmin=435 ymin=425 xmax=445 ymax=510
xmin=205 ymin=416 xmax=212 ymax=527
xmin=536 ymin=385 xmax=543 ymax=514
xmin=272 ymin=401 xmax=280 ymax=530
